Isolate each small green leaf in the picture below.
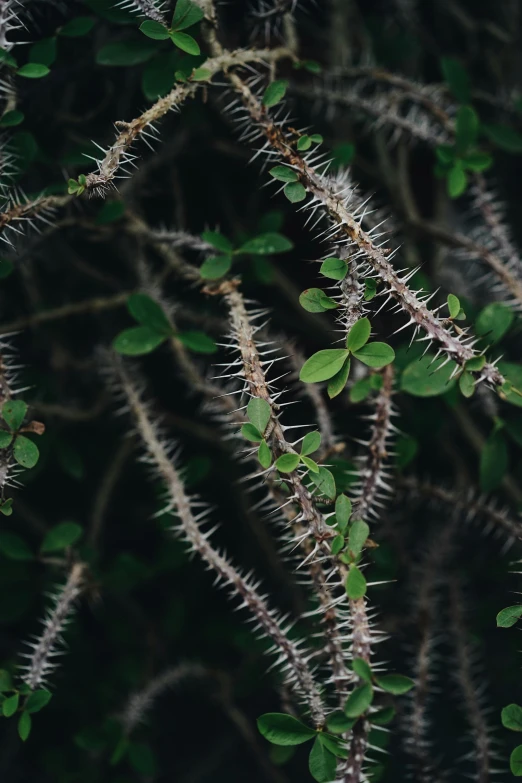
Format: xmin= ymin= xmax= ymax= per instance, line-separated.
xmin=346 ymin=318 xmax=371 ymax=353
xmin=25 ymin=689 xmax=52 ymax=714
xmin=172 ymin=0 xmax=204 ymax=30
xmin=177 ymin=331 xmax=217 ymax=354
xmin=401 ymin=354 xmax=457 ymax=397
xmin=200 ymin=255 xmax=232 ymax=279
xmin=139 ymin=20 xmax=169 ymax=39
xmin=0 ymin=532 xmax=33 ymax=561
xmin=459 ymin=371 xmax=475 ymax=398
xmin=300 ymin=350 xmax=350 ymax=383
xmin=257 ymin=713 xmax=316 ymax=745
xmin=371 ymin=706 xmax=396 ymax=725
xmin=59 ymin=16 xmax=96 ymax=37
xmin=17 ymin=63 xmax=50 ymax=78
xmin=170 ymin=31 xmax=200 ymax=55
xmin=447 ymin=294 xmax=460 ymax=319
xmin=262 ymin=80 xmax=288 ymax=108
xmin=301 ymin=456 xmax=319 ymax=473
xmin=241 ymin=423 xmax=263 ymax=443
xmin=319 ymin=257 xmax=347 ymax=280
xmin=2 ymin=400 xmax=27 ymax=431
xmin=18 ymin=711 xmax=31 ymax=741
xmin=448 ymin=163 xmax=467 ymax=198
xmin=113 ymin=326 xmax=166 ymax=355
xmin=13 ymin=436 xmax=39 ymax=469
xmin=3 ymin=693 xmax=19 ymax=717
xmin=348 ymin=520 xmax=369 ymax=557
xmin=0 ymin=110 xmax=24 ymax=127
xmin=462 ymin=151 xmax=493 ymax=172
xmin=41 ymin=522 xmax=83 ymax=553
xmin=502 ymin=704 xmax=522 ymax=731
xmin=511 ymin=746 xmax=522 ymax=776
xmin=0 ymin=431 xmax=13 ymax=448
xmin=335 ymin=495 xmax=352 ymax=531
xmin=349 ymin=377 xmax=373 ymax=403
xmin=191 ymin=67 xmax=211 ymax=81
xmin=270 ymin=166 xmax=298 ymax=183
xmin=127 ymin=293 xmax=172 ymax=335
xmin=482 ymin=123 xmax=522 ymax=154
xmin=247 ymin=398 xmax=271 ymax=435
xmin=345 ymin=565 xmax=366 ymax=599
xmin=238 ymin=233 xmax=293 ymax=255
xmin=466 ymin=356 xmax=486 ymax=372
xmin=201 ymin=231 xmax=233 ymax=253
xmin=441 ymin=57 xmax=470 ymax=103
xmin=301 ymin=432 xmax=321 ymax=456
xmin=455 ymin=105 xmax=479 ymax=154
xmin=344 ymin=683 xmax=373 ymax=718
xmin=284 ymin=182 xmax=307 ymax=203
xmin=326 ymin=711 xmax=355 ymax=734
xmin=297 ymin=135 xmax=312 ymax=151
xmin=309 ymin=737 xmax=337 ymax=783
xmin=299 ymin=288 xmax=338 ymax=313
xmin=275 ymin=453 xmax=301 ymax=473
xmin=0 ymin=498 xmax=13 ymax=516
xmin=353 ymin=343 xmax=395 ymax=369
xmin=258 ymin=440 xmax=272 ymax=469
xmin=310 ymin=467 xmax=336 ymax=499
xmin=353 ymin=658 xmax=372 ymax=682
xmin=364 ymin=279 xmax=377 ymax=301
xmin=331 ymin=535 xmax=344 ymax=555
xmin=375 ymin=674 xmax=415 ymax=695
xmin=497 ymin=605 xmax=522 ymax=628
xmin=96 ymin=40 xmax=158 ymax=66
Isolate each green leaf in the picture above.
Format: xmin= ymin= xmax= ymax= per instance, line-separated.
xmin=262 ymin=80 xmax=288 ymax=108
xmin=447 ymin=294 xmax=460 ymax=319
xmin=170 ymin=31 xmax=200 ymax=55
xmin=238 ymin=233 xmax=293 ymax=255
xmin=327 ymin=358 xmax=351 ymax=399
xmin=459 ymin=371 xmax=475 ymax=398
xmin=2 ymin=400 xmax=27 ymax=431
xmin=345 ymin=565 xmax=366 ymax=599
xmin=301 ymin=456 xmax=319 ymax=473
xmin=476 ymin=302 xmax=513 ymax=344
xmin=300 ymin=349 xmax=350 ymax=383
xmin=326 ymin=711 xmax=355 ymax=734
xmin=455 ymin=105 xmax=479 ymax=153
xmin=401 ymin=354 xmax=457 ymax=397
xmin=96 ymin=40 xmax=157 ymax=66
xmin=0 ymin=498 xmax=13 ymax=516
xmin=270 ymin=166 xmax=298 ymax=183
xmin=447 ymin=163 xmax=467 ymax=198
xmin=301 ymin=432 xmax=321 ymax=456
xmin=320 ymin=257 xmax=347 ymax=280
xmin=462 ymin=151 xmax=493 ymax=172
xmin=511 ymin=746 xmax=522 ymax=776
xmin=275 ymin=453 xmax=300 ymax=473
xmin=502 ymin=704 xmax=522 ymax=731
xmin=299 ymin=288 xmax=338 ymax=313
xmin=257 ymin=713 xmax=316 ymax=745
xmin=177 ymin=331 xmax=217 ymax=354
xmin=191 ymin=67 xmax=211 ymax=81
xmin=258 ymin=440 xmax=272 ymax=469
xmin=348 ymin=520 xmax=369 ymax=557
xmin=353 ymin=657 xmax=372 ymax=682
xmin=331 ymin=535 xmax=344 ymax=554
xmin=13 ymin=436 xmax=39 ymax=469
xmin=297 ymin=135 xmax=312 ymax=151
xmin=497 ymin=605 xmax=522 ymax=628
xmin=127 ymin=293 xmax=172 ymax=335
xmin=480 ymin=431 xmax=508 ymax=493
xmin=172 ymin=0 xmax=204 ymax=30
xmin=0 ymin=532 xmax=33 ymax=561
xmin=0 ymin=110 xmax=23 ymax=128
xmin=371 ymin=706 xmax=396 ymax=725
xmin=241 ymin=423 xmax=263 ymax=443
xmin=201 ymin=231 xmax=233 ymax=253
xmin=18 ymin=711 xmax=31 ymax=741
xmin=310 ymin=467 xmax=336 ymax=499
xmin=112 ymin=326 xmax=166 ymax=355
xmin=344 ymin=683 xmax=373 ymax=718
xmin=141 ymin=50 xmax=177 ymax=100
xmin=499 ymin=362 xmax=522 ymax=408
xmin=335 ymin=495 xmax=352 ymax=531
xmin=482 ymin=123 xmax=522 ymax=153
xmin=41 ymin=522 xmax=83 ymax=553
xmin=3 ymin=692 xmax=19 ymax=717
xmin=284 ymin=182 xmax=307 ymax=203
xmin=139 ymin=20 xmax=170 ymax=39
xmin=25 ymin=689 xmax=52 ymax=714
xmin=346 ymin=318 xmax=371 ymax=353
xmin=309 ymin=737 xmax=337 ymax=783
xmin=247 ymin=398 xmax=271 ymax=435
xmin=200 ymin=255 xmax=232 ymax=279
xmin=441 ymin=57 xmax=470 ymax=102
xmin=17 ymin=63 xmax=50 ymax=79
xmin=59 ymin=16 xmax=96 ymax=37
xmin=375 ymin=674 xmax=415 ymax=695
xmin=353 ymin=343 xmax=395 ymax=369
